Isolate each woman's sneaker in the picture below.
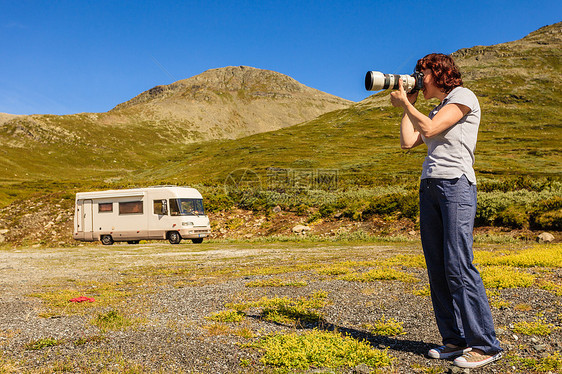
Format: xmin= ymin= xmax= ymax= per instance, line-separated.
xmin=453 ymin=350 xmax=503 ymax=368
xmin=428 ymin=345 xmax=471 ymax=359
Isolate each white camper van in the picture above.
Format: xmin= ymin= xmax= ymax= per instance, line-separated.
xmin=73 ymin=186 xmax=211 ymax=245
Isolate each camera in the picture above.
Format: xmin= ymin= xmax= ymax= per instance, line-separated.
xmin=365 ymin=70 xmax=424 ymax=93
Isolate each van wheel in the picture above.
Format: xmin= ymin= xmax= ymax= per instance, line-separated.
xmin=191 ymin=238 xmax=203 ymax=244
xmin=101 ymin=235 xmax=114 ymax=245
xmin=168 ymin=231 xmax=182 ymax=244
xmin=127 ymin=241 xmax=140 ymax=245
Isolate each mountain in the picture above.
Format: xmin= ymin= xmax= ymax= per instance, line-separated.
xmin=112 ymin=66 xmax=351 ymax=139
xmin=0 ymin=66 xmax=351 ymax=183
xmin=131 ymin=22 xmax=561 ymax=186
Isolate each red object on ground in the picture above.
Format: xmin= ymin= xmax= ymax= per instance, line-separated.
xmin=69 ymin=296 xmax=95 ymax=303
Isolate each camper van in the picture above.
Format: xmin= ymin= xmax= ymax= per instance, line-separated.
xmin=73 ymin=186 xmax=211 ymax=245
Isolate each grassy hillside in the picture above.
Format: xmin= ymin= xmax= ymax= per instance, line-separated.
xmin=0 ymin=66 xmax=351 ymax=188
xmin=132 ymin=22 xmax=562 ymax=187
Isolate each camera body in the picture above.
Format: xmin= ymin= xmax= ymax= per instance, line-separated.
xmin=365 ymin=70 xmax=424 ymax=93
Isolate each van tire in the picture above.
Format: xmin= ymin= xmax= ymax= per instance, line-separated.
xmin=101 ymin=235 xmax=114 ymax=245
xmin=168 ymin=231 xmax=182 ymax=244
xmin=191 ymin=238 xmax=204 ymax=244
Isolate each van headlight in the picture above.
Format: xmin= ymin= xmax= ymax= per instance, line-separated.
xmin=182 ymin=222 xmax=194 ymax=227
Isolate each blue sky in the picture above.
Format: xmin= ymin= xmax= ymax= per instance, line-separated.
xmin=1 ymin=1 xmax=560 ymax=115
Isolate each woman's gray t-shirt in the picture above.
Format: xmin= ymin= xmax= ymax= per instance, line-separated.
xmin=420 ymin=86 xmax=480 ymax=184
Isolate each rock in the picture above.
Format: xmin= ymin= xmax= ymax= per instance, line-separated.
xmin=512 ymin=334 xmax=519 ymax=341
xmin=272 ymin=205 xmax=282 ymax=214
xmin=533 ymin=344 xmax=547 ymax=352
xmin=408 ymin=230 xmax=416 ymax=236
xmin=448 ymin=366 xmax=470 ymax=374
xmin=292 ymin=225 xmax=311 ymax=234
xmin=0 ymin=229 xmax=8 ymax=243
xmin=352 ymin=363 xmax=371 ymax=374
xmin=537 ymin=232 xmax=554 ymax=243
xmin=334 ymin=212 xmax=343 ymax=219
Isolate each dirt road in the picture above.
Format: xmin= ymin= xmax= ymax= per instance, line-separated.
xmin=0 ymin=241 xmax=560 ymax=373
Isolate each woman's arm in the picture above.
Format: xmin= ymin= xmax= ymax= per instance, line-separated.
xmin=392 ymin=82 xmax=424 ymax=149
xmin=404 ymin=102 xmax=470 ymax=138
xmin=391 ymin=80 xmax=470 ymax=139
xmin=400 ymin=111 xmax=424 ymax=149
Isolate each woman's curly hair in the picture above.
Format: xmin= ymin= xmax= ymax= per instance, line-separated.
xmin=416 ymin=53 xmax=463 ymax=93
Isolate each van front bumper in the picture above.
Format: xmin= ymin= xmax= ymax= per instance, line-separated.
xmin=179 ymin=227 xmax=211 ymax=238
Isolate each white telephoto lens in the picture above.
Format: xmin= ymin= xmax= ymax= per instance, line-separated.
xmin=365 ymin=71 xmax=416 ymax=92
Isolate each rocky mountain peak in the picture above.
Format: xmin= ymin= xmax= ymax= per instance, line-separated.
xmin=181 ymin=65 xmax=307 ymax=93
xmin=113 ymin=66 xmax=335 ymax=111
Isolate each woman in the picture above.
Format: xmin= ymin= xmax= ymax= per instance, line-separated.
xmin=390 ymin=53 xmax=503 ymax=369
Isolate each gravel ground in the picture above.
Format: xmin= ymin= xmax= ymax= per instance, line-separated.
xmin=0 ymin=242 xmax=561 ymax=373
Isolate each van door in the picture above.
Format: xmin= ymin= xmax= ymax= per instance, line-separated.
xmin=83 ymin=199 xmax=94 ymax=240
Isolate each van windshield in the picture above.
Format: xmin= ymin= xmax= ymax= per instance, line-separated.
xmin=169 ymin=198 xmax=205 ymax=216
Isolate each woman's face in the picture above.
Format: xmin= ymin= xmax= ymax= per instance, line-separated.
xmin=421 ymin=69 xmax=437 ymax=100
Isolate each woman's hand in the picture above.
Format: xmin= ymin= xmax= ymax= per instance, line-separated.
xmin=390 ymin=79 xmax=418 ymax=108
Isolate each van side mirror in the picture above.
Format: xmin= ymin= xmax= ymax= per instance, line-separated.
xmin=161 ymin=200 xmax=168 ymax=215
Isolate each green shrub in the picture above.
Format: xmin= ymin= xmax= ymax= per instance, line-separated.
xmin=206 ymin=310 xmax=246 ymax=323
xmin=317 ymin=264 xmax=352 ymax=275
xmin=530 ymin=196 xmax=562 ymax=230
xmin=363 ymin=192 xmax=418 ymax=219
xmin=365 ymin=316 xmax=406 ymax=336
xmin=306 ymin=211 xmax=322 ymax=223
xmin=340 ymin=267 xmax=416 ymax=283
xmin=226 ymin=291 xmax=329 ymax=326
xmin=476 ymin=244 xmax=562 ymax=268
xmin=295 ymin=204 xmax=309 ymax=216
xmin=24 ymin=337 xmax=62 ymax=350
xmin=513 ymin=317 xmax=555 ymax=336
xmin=478 ymin=177 xmax=560 ymax=193
xmin=533 ymin=209 xmax=562 ymax=230
xmin=480 ymin=266 xmax=536 ymax=289
xmin=476 ymin=189 xmax=562 ymax=227
xmin=204 ymin=192 xmax=234 ymax=212
xmin=257 ymin=291 xmax=328 ymax=325
xmin=413 ymin=285 xmax=431 ymax=296
xmin=252 ymin=329 xmax=394 ymax=369
xmin=202 ymin=181 xmax=561 ymax=231
xmin=91 ymin=310 xmax=138 ymax=331
xmin=364 ymin=193 xmax=402 ymax=217
xmin=494 ymin=205 xmax=529 ymax=228
xmin=512 ymin=351 xmax=562 ymax=372
xmin=319 ymin=204 xmax=336 ymax=218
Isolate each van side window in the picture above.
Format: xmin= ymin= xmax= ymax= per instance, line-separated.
xmin=99 ymin=202 xmax=113 ymax=213
xmin=119 ymin=201 xmax=143 ymax=215
xmin=153 ymin=200 xmax=168 ymax=215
